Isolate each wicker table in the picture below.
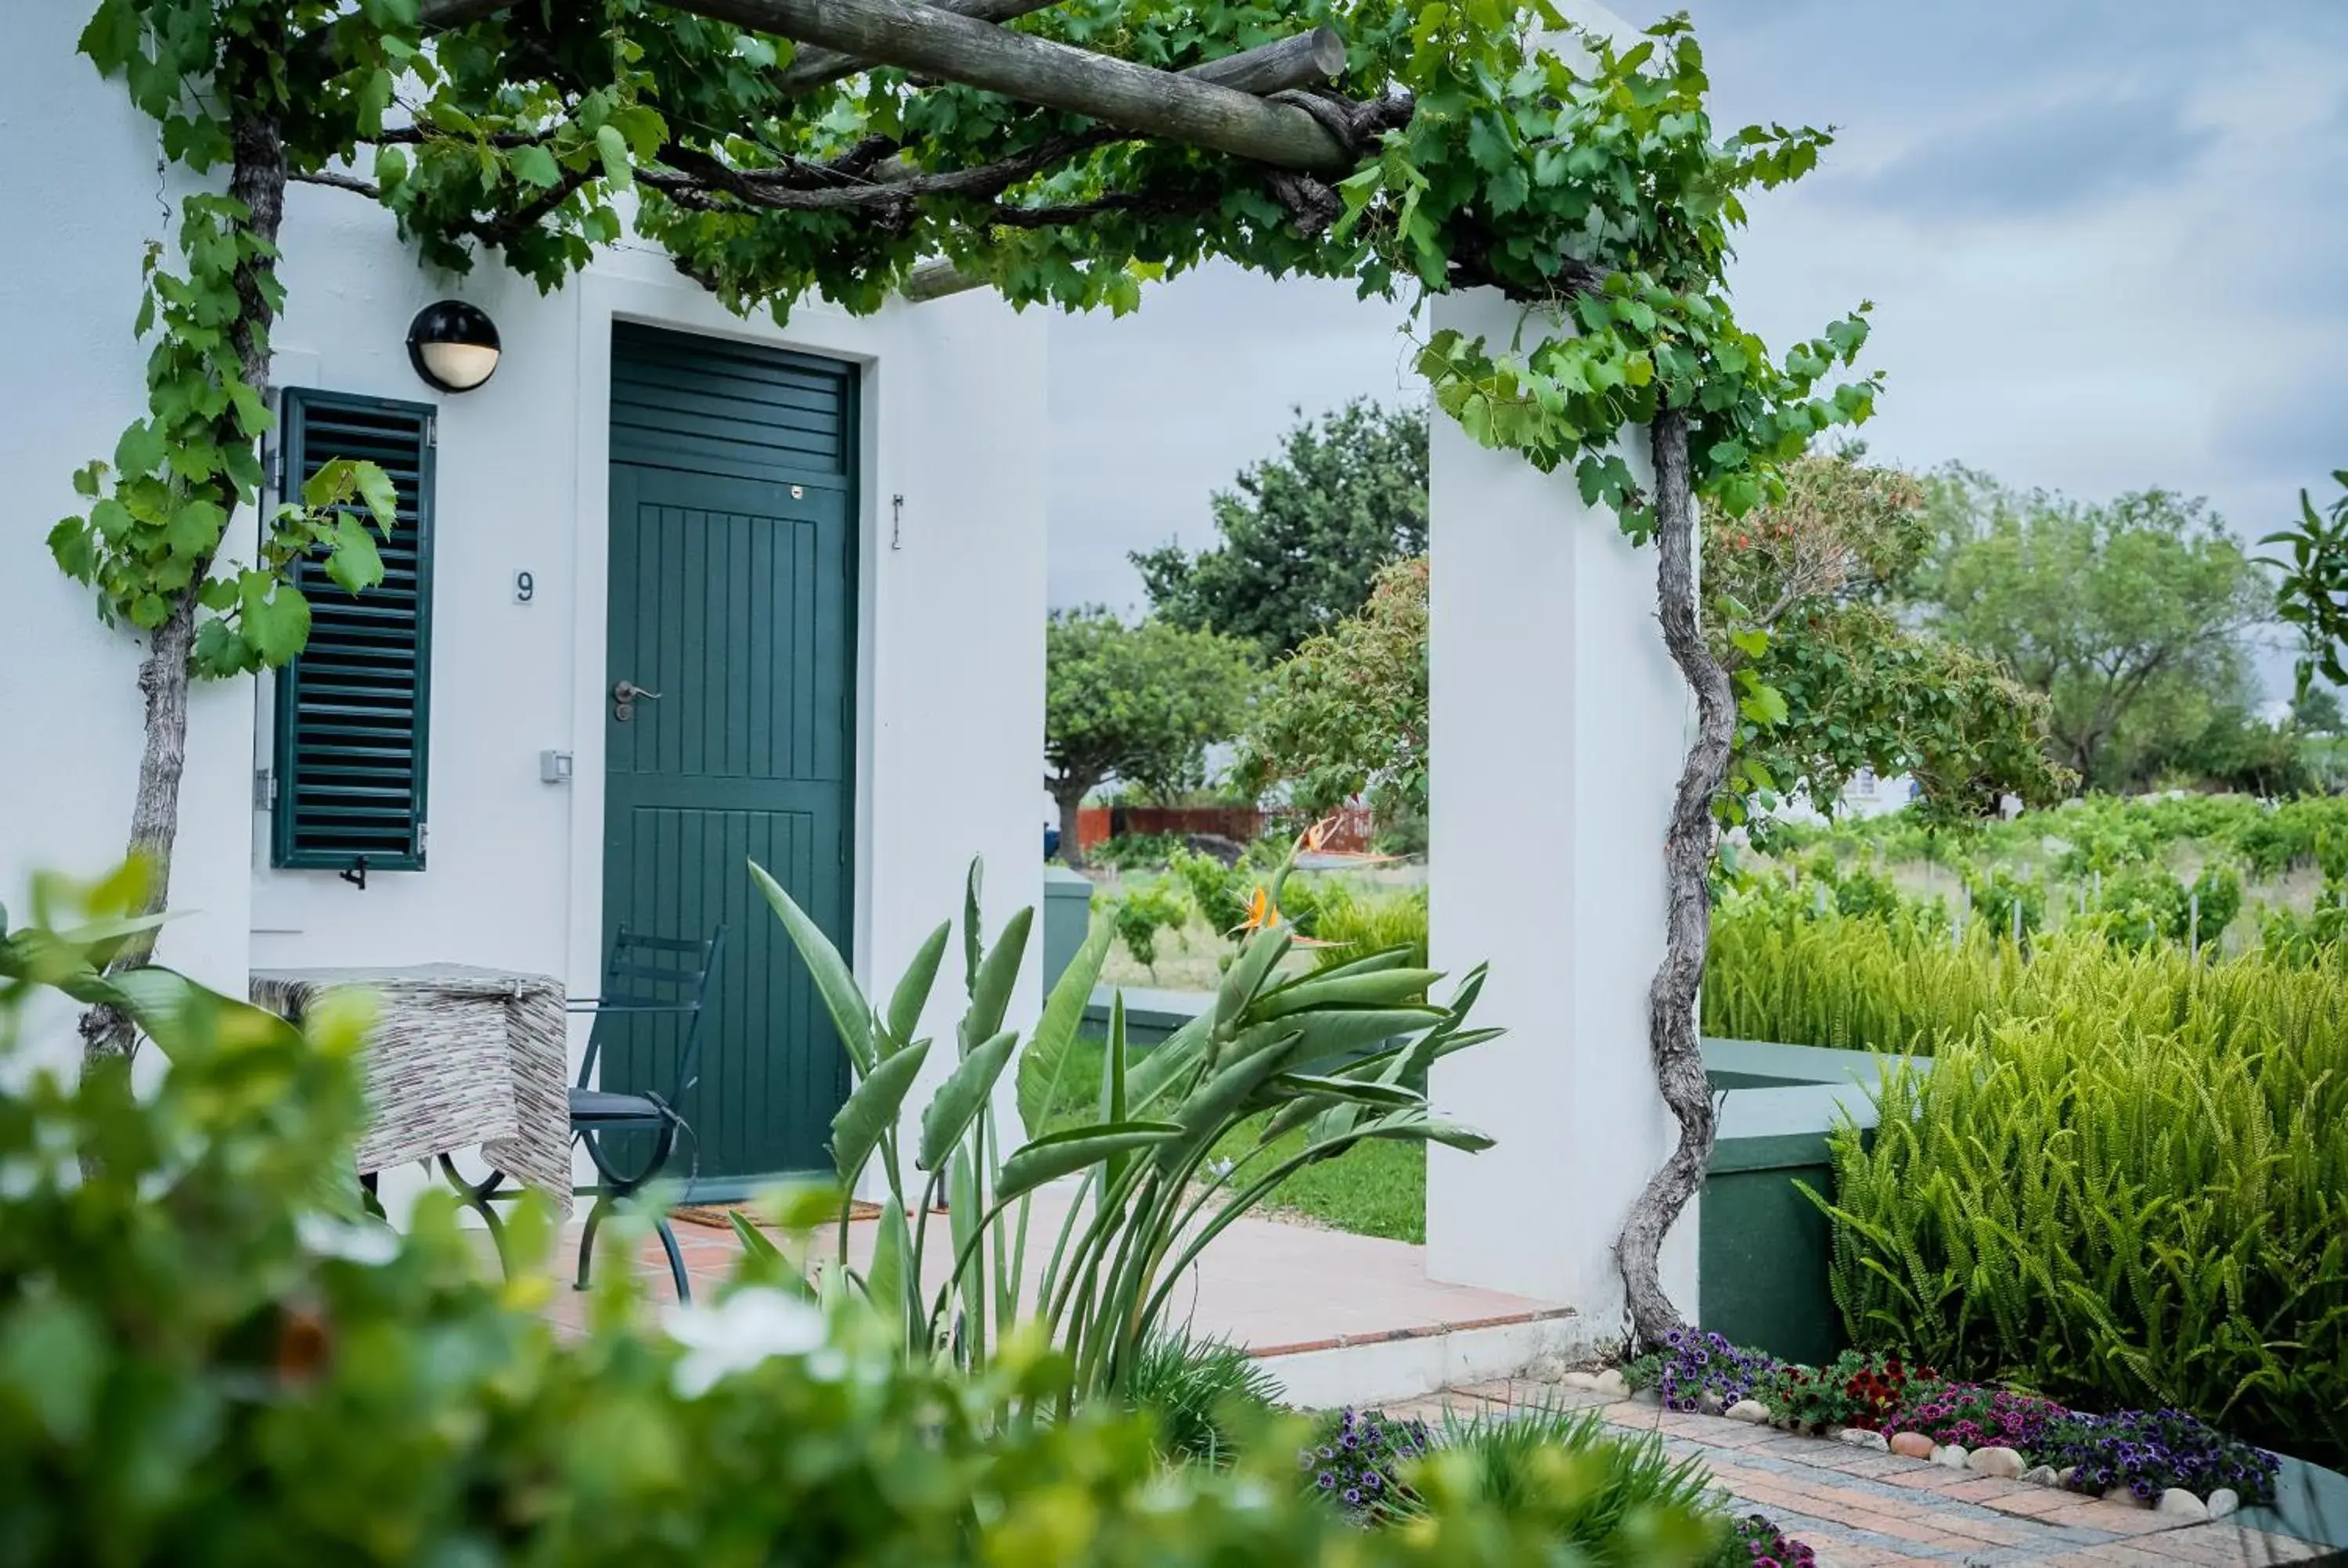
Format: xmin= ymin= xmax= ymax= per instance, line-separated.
xmin=251 ymin=965 xmax=574 ymax=1225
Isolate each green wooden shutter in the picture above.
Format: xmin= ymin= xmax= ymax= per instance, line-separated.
xmin=272 ymin=389 xmax=437 ymax=873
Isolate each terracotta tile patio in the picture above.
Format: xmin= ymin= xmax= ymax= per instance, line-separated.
xmin=510 ymin=1215 xmax=2334 ymax=1565
xmin=534 ymin=1192 xmax=1573 ymax=1358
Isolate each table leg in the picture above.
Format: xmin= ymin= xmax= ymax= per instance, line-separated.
xmin=436 ymin=1154 xmax=512 ymax=1278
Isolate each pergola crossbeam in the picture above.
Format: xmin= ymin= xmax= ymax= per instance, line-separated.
xmin=776 ymin=0 xmax=1064 ymax=94
xmin=657 ymin=0 xmax=1356 ymax=171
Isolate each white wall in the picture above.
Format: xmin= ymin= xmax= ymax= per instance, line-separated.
xmin=0 ymin=20 xmax=1048 ymax=1138
xmin=0 ymin=3 xmax=255 ymax=1035
xmin=1423 ymin=287 xmax=1697 ymax=1330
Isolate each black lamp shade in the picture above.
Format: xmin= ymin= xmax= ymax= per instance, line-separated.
xmin=406 ymin=300 xmax=502 ymax=392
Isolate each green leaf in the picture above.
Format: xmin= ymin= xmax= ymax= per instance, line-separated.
xmin=884 ymin=921 xmax=950 ymax=1055
xmin=828 ymin=1039 xmax=930 ymax=1187
xmin=0 ymin=1298 xmax=106 ymax=1444
xmin=47 ymin=519 xmax=95 ymax=580
xmin=996 ymin=1122 xmax=1180 ymax=1203
xmin=864 ymin=1195 xmax=912 ymax=1343
xmin=510 ymin=143 xmax=562 ymax=189
xmin=241 ymin=579 xmax=312 ymax=666
xmin=1215 ymin=927 xmax=1293 ymax=1033
xmin=1158 ymin=1030 xmax=1306 ymax=1175
xmin=1017 ymin=919 xmax=1114 ymax=1135
xmin=751 ymin=860 xmax=876 ymax=1074
xmin=728 ymin=1210 xmax=786 ymax=1264
xmin=960 ymin=906 xmax=1033 ymax=1052
xmin=163 ymin=498 xmax=225 ymax=557
xmin=1247 ymin=969 xmax=1443 ymax=1020
xmin=352 ymin=462 xmax=400 ymax=532
xmin=1261 ymin=1072 xmax=1421 ymax=1109
xmin=113 ymin=421 xmax=166 ymax=478
xmin=594 ymin=124 xmax=632 ymax=188
xmin=917 ymin=1028 xmax=1015 ymax=1171
xmin=324 ymin=514 xmax=386 ymax=594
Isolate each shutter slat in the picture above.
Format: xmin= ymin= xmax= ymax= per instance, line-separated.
xmin=273 ymin=388 xmax=435 ymax=872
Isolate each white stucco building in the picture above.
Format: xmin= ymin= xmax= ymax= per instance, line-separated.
xmin=4 ymin=0 xmax=1700 ymax=1347
xmin=1 ymin=7 xmax=1046 ymax=1201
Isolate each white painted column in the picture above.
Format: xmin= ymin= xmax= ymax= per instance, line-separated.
xmin=1423 ymin=287 xmax=1697 ymax=1331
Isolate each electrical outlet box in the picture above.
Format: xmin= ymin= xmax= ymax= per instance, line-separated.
xmin=539 ymin=749 xmax=574 ymax=783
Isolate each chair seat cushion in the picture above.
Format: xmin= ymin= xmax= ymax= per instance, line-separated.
xmin=570 ymin=1088 xmax=666 ymax=1124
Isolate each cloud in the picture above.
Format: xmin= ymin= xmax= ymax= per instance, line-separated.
xmin=1834 ymin=89 xmax=2213 ymax=221
xmin=1042 ymin=0 xmax=2348 ymax=712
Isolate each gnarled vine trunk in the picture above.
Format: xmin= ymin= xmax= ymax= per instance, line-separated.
xmin=81 ymin=110 xmax=286 ymax=1066
xmin=1615 ymin=408 xmax=1733 ymax=1349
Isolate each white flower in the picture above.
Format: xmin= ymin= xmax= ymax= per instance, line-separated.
xmin=297 ymin=1212 xmax=402 ymax=1267
xmin=662 ymin=1287 xmax=827 ymax=1398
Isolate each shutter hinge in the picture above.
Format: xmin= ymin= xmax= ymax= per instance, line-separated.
xmin=417 ymin=821 xmax=430 ymax=857
xmin=253 ymin=767 xmax=275 ymax=811
xmin=421 ymin=412 xmax=438 ymax=448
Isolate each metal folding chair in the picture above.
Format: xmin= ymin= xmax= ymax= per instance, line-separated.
xmin=565 ymin=923 xmax=725 ymax=1301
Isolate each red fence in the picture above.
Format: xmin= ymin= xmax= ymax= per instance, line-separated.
xmin=1076 ymin=802 xmax=1377 ymax=854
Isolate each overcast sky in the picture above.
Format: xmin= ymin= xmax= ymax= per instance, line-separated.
xmin=1045 ymin=0 xmax=2348 ymax=696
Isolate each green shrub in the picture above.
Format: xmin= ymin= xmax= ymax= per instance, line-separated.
xmin=0 ymin=876 xmax=1716 ymax=1568
xmin=1961 ymin=864 xmax=2044 ymax=941
xmin=1703 ymin=905 xmax=2344 ymax=1057
xmin=1171 ymin=846 xmax=1252 ymax=939
xmin=1093 ymin=831 xmax=1191 ymax=870
xmin=1107 ymin=875 xmax=1193 ymax=975
xmin=1124 ymin=1330 xmax=1282 ymax=1465
xmin=1815 ymin=1012 xmax=2348 ymax=1467
xmin=1309 ymin=883 xmax=1429 ymax=973
xmin=1428 ymin=1404 xmax=1725 ymax=1566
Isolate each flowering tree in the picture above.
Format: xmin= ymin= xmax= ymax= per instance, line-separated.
xmin=61 ymin=0 xmax=1885 ymax=1346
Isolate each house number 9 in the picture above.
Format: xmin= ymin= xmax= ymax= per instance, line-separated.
xmin=513 ymin=570 xmax=535 ymax=603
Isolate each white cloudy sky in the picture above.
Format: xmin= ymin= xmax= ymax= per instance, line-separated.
xmin=1045 ymin=0 xmax=2348 ymax=695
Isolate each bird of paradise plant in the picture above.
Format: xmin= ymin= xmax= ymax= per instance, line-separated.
xmin=744 ymin=851 xmax=1501 ymax=1413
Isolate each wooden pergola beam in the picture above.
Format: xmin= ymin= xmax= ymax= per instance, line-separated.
xmin=777 ymin=0 xmax=1063 ymax=94
xmin=660 ymin=0 xmax=1356 ymax=171
xmin=416 ymin=2 xmax=1356 ymax=171
xmin=891 ymin=27 xmax=1349 ymax=304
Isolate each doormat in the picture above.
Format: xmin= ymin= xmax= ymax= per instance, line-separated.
xmin=672 ymin=1201 xmax=945 ymax=1231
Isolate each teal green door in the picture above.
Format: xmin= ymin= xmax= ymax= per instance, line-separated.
xmin=601 ymin=325 xmax=858 ymax=1190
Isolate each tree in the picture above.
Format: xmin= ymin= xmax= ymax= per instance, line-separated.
xmin=2264 ymin=470 xmax=2348 ymax=700
xmin=1133 ymin=400 xmax=1428 ymax=658
xmin=2292 ymin=682 xmax=2344 ymax=735
xmin=68 ymin=1 xmax=1885 ymax=1347
xmin=1917 ymin=471 xmax=2270 ymax=790
xmin=1234 ymin=555 xmax=1428 ymax=828
xmin=1705 ymin=451 xmax=2072 ymax=826
xmin=1044 ymin=610 xmax=1256 ymax=868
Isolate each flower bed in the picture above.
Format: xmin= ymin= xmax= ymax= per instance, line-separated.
xmin=1306 ymin=1401 xmax=1825 ymax=1566
xmin=1625 ymin=1332 xmax=2280 ymax=1514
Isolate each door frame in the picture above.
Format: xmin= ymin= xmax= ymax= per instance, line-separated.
xmin=562 ymin=275 xmax=884 ymax=1189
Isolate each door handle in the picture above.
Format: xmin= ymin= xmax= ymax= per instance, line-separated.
xmin=612 ymin=680 xmax=663 ymax=722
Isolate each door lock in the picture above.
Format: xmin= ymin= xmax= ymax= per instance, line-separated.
xmin=612 ymin=679 xmax=663 ymax=722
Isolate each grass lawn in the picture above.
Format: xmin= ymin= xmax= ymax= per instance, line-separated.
xmin=1021 ymin=1034 xmax=1428 ymax=1244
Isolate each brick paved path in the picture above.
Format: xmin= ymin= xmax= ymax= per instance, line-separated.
xmin=1381 ymin=1381 xmax=2330 ymax=1567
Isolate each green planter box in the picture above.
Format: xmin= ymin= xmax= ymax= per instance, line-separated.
xmin=1041 ymin=865 xmax=1093 ymax=1000
xmin=1698 ymin=1038 xmax=1926 ymax=1365
xmin=1068 ymin=997 xmax=1914 ymax=1365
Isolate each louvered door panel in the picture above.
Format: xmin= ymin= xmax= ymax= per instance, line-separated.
xmin=272 ymin=390 xmax=436 ymax=871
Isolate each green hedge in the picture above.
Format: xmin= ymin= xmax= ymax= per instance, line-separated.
xmin=1725 ymin=915 xmax=2348 ymax=1466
